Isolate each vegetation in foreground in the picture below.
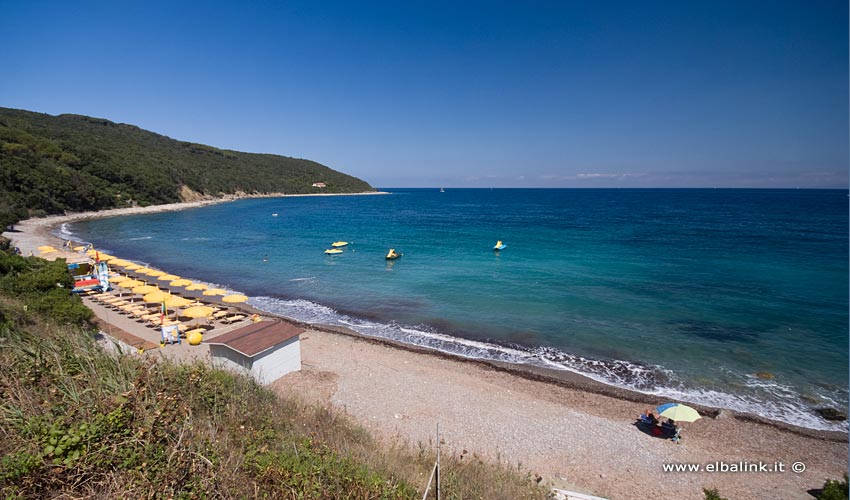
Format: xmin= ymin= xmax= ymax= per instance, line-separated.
xmin=0 ymin=248 xmax=547 ymax=499
xmin=0 ymin=106 xmax=375 ymax=229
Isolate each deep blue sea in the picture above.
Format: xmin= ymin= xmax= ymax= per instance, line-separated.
xmin=66 ymin=189 xmax=848 ymax=431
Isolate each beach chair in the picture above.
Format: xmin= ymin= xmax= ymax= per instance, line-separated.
xmin=221 ymin=314 xmax=245 ymax=324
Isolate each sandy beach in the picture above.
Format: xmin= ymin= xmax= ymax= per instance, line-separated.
xmin=3 ymin=198 xmax=847 ymax=500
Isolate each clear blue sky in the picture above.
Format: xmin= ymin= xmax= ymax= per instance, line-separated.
xmin=1 ymin=1 xmax=847 ymax=188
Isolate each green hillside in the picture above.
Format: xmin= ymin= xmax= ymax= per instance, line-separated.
xmin=0 ymin=107 xmax=374 ymax=227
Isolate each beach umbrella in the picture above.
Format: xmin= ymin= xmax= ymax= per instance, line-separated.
xmin=186 ymin=283 xmax=209 ymax=291
xmin=132 ymin=285 xmax=160 ymax=295
xmin=38 ymin=245 xmax=57 ymax=252
xmin=182 ymin=305 xmax=215 ymax=327
xmin=117 ymin=279 xmax=144 ymax=290
xmin=108 ymin=259 xmax=129 ymax=267
xmin=202 ymin=288 xmax=228 ymax=296
xmin=123 ymin=263 xmax=141 ymax=270
xmin=658 ymin=403 xmax=701 ymax=423
xmin=135 ymin=267 xmax=154 ymax=275
xmin=145 ymin=270 xmax=166 ymax=277
xmin=222 ymin=294 xmax=248 ymax=303
xmin=182 ymin=305 xmax=215 ymax=319
xmin=143 ymin=290 xmax=172 ymax=303
xmin=158 ymin=274 xmax=181 ymax=282
xmin=73 ymin=245 xmax=86 ymax=252
xmin=170 ymin=279 xmax=193 ymax=287
xmin=86 ymin=249 xmax=98 ymax=256
xmin=108 ymin=275 xmax=130 ymax=284
xmin=164 ymin=295 xmax=191 ymax=308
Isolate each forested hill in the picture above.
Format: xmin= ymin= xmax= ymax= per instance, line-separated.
xmin=0 ymin=107 xmax=375 ymax=227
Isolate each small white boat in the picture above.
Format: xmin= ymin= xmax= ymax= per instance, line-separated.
xmin=272 ymin=213 xmax=279 ymax=217
xmin=386 ymin=248 xmax=402 ymax=260
xmin=324 ymin=248 xmax=343 ymax=255
xmin=331 ymin=241 xmax=349 ymax=248
xmin=493 ymin=240 xmax=506 ymax=250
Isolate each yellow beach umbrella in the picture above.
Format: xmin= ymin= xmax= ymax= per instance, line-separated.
xmin=145 ymin=270 xmax=166 ymax=277
xmin=158 ymin=274 xmax=181 ymax=282
xmin=132 ymin=285 xmax=160 ymax=295
xmin=73 ymin=245 xmax=86 ymax=251
xmin=164 ymin=295 xmax=191 ymax=308
xmin=38 ymin=245 xmax=57 ymax=252
xmin=108 ymin=259 xmax=129 ymax=267
xmin=135 ymin=267 xmax=153 ymax=275
xmin=185 ymin=283 xmax=209 ymax=291
xmin=123 ymin=263 xmax=141 ymax=270
xmin=143 ymin=290 xmax=171 ymax=303
xmin=222 ymin=294 xmax=248 ymax=303
xmin=118 ymin=279 xmax=144 ymax=289
xmin=202 ymin=288 xmax=228 ymax=296
xmin=108 ymin=275 xmax=130 ymax=283
xmin=170 ymin=279 xmax=193 ymax=287
xmin=182 ymin=305 xmax=215 ymax=318
xmin=98 ymin=254 xmax=115 ymax=262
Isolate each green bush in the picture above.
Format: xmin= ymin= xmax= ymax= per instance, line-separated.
xmin=820 ymin=474 xmax=849 ymax=500
xmin=0 ymin=252 xmax=92 ymax=324
xmin=704 ymin=488 xmax=729 ymax=500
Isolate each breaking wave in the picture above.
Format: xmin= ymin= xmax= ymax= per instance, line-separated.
xmin=249 ymin=295 xmax=848 ymax=433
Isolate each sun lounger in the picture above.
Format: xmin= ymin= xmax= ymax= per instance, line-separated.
xmin=212 ymin=311 xmax=230 ymax=319
xmin=221 ymin=314 xmax=245 ymax=324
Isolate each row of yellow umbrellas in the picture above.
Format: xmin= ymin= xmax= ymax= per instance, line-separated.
xmin=109 ymin=273 xmax=247 ymax=304
xmin=100 ymin=251 xmax=249 ymax=304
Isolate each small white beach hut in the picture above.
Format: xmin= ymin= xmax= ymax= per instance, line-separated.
xmin=208 ymin=319 xmax=303 ymax=384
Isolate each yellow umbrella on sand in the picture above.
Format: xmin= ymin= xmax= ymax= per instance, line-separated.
xmin=108 ymin=275 xmax=130 ymax=283
xmin=170 ymin=279 xmax=193 ymax=288
xmin=182 ymin=305 xmax=215 ymax=319
xmin=145 ymin=270 xmax=166 ymax=277
xmin=203 ymin=288 xmax=228 ymax=296
xmin=158 ymin=274 xmax=181 ymax=282
xmin=86 ymin=249 xmax=98 ymax=256
xmin=118 ymin=279 xmax=144 ymax=290
xmin=108 ymin=259 xmax=129 ymax=267
xmin=143 ymin=290 xmax=172 ymax=303
xmin=132 ymin=285 xmax=160 ymax=295
xmin=222 ymin=294 xmax=249 ymax=303
xmin=73 ymin=246 xmax=86 ymax=252
xmin=123 ymin=263 xmax=141 ymax=270
xmin=182 ymin=305 xmax=215 ymax=326
xmin=186 ymin=283 xmax=209 ymax=291
xmin=164 ymin=295 xmax=191 ymax=308
xmin=135 ymin=267 xmax=154 ymax=275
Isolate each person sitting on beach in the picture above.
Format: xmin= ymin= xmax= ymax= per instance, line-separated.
xmin=661 ymin=419 xmax=676 ymax=437
xmin=646 ymin=410 xmax=658 ymax=426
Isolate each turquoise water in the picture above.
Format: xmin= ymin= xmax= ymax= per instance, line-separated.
xmin=68 ymin=189 xmax=848 ymax=430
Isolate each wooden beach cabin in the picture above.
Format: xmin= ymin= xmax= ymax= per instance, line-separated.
xmin=207 ymin=319 xmax=303 ymax=385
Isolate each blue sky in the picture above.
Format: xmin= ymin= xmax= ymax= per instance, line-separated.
xmin=1 ymin=1 xmax=847 ymax=188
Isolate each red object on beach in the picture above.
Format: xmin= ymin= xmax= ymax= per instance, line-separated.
xmin=651 ymin=427 xmax=663 ymax=437
xmin=74 ymin=279 xmax=99 ymax=288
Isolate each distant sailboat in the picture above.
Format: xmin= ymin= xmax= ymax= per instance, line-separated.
xmin=440 ymin=187 xmax=445 ymax=193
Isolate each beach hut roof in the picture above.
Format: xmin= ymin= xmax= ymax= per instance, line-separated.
xmin=207 ymin=319 xmax=302 ymax=358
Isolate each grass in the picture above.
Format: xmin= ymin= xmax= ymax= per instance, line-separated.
xmin=0 ymin=289 xmax=550 ymax=499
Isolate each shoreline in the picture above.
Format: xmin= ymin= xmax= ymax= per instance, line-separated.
xmin=3 ymin=194 xmax=846 ymax=440
xmin=4 ymin=196 xmax=847 ymax=499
